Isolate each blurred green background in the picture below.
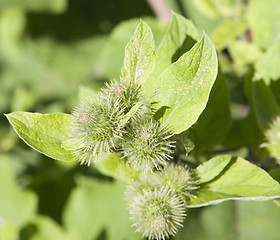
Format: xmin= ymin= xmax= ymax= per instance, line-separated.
xmin=1 ymin=0 xmax=280 ymax=239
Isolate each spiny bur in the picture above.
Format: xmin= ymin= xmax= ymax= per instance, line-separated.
xmin=122 ymin=119 xmax=175 ymax=171
xmin=160 ymin=163 xmax=198 ymax=199
xmin=102 ymin=80 xmax=144 ymax=114
xmin=70 ymin=80 xmax=148 ymax=165
xmin=71 ymin=94 xmax=125 ymax=165
xmin=128 ymin=187 xmax=186 ymax=240
xmin=126 ymin=164 xmax=198 ymax=240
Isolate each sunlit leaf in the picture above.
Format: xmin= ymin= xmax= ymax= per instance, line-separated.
xmin=153 ymin=33 xmax=218 ymax=134
xmin=189 ymin=155 xmax=280 ymax=207
xmin=121 ymin=20 xmax=155 ymax=89
xmin=247 ymin=0 xmax=280 ymax=49
xmin=6 ymin=112 xmax=76 ymax=162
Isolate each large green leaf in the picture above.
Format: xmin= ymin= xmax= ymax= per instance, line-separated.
xmin=193 ymin=0 xmax=236 ymax=19
xmin=0 ymin=222 xmax=18 ymax=240
xmin=255 ymin=40 xmax=280 ymax=83
xmin=0 ymin=156 xmax=37 ymax=228
xmin=247 ymin=0 xmax=280 ymax=49
xmin=195 ymin=155 xmax=232 ymax=184
xmin=63 ymin=177 xmax=141 ymax=240
xmin=173 ymin=0 xmax=221 ymax=35
xmin=188 ymin=69 xmax=231 ymax=153
xmin=252 ymin=78 xmax=280 ymax=130
xmin=5 ymin=112 xmax=76 ymax=162
xmin=146 ymin=12 xmax=200 ymax=98
xmin=211 ymin=20 xmax=247 ymax=50
xmin=28 ymin=216 xmax=77 ymax=240
xmin=189 ymin=155 xmax=280 ymax=207
xmin=95 ymin=153 xmax=137 ymax=183
xmin=121 ymin=20 xmax=155 ymax=88
xmin=153 ymin=33 xmax=218 ymax=134
xmin=98 ymin=18 xmax=167 ymax=81
xmin=177 ymin=200 xmax=280 ymax=240
xmin=78 ymin=86 xmax=97 ymax=102
xmin=223 ymin=71 xmax=263 ymax=149
xmin=229 ymin=40 xmax=262 ymax=66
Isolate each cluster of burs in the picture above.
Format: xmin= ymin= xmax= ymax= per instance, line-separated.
xmin=71 ymin=79 xmax=197 ymax=240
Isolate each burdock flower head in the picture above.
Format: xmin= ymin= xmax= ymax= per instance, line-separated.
xmin=128 ymin=187 xmax=186 ymax=240
xmin=102 ymin=80 xmax=144 ymax=114
xmin=71 ymin=93 xmax=125 ymax=165
xmin=70 ymin=79 xmax=150 ymax=165
xmin=126 ymin=164 xmax=198 ymax=240
xmin=160 ymin=163 xmax=198 ymax=199
xmin=122 ymin=119 xmax=175 ymax=172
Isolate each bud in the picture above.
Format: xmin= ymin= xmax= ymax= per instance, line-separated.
xmin=102 ymin=80 xmax=144 ymax=114
xmin=122 ymin=119 xmax=175 ymax=171
xmin=160 ymin=163 xmax=198 ymax=199
xmin=126 ymin=163 xmax=198 ymax=239
xmin=128 ymin=187 xmax=186 ymax=240
xmin=71 ymin=95 xmax=125 ymax=165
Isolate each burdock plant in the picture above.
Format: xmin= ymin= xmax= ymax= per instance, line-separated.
xmin=6 ymin=12 xmax=280 ymax=240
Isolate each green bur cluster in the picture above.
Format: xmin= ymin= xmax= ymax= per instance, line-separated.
xmin=70 ymin=80 xmax=174 ymax=170
xmin=126 ymin=164 xmax=197 ymax=240
xmin=70 ymin=80 xmax=198 ymax=239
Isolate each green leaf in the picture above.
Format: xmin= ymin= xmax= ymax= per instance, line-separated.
xmin=223 ymin=109 xmax=263 ymax=149
xmin=195 ymin=155 xmax=232 ymax=184
xmin=193 ymin=0 xmax=236 ymax=19
xmin=147 ymin=12 xmax=200 ymax=98
xmin=247 ymin=0 xmax=280 ymax=49
xmin=176 ymin=201 xmax=236 ymax=240
xmin=63 ymin=177 xmax=141 ymax=240
xmin=29 ymin=216 xmax=77 ymax=240
xmin=98 ymin=18 xmax=167 ymax=81
xmin=262 ymin=117 xmax=280 ymax=163
xmin=5 ymin=112 xmax=77 ymax=162
xmin=11 ymin=85 xmax=37 ymax=112
xmin=211 ymin=20 xmax=247 ymax=50
xmin=189 ymin=155 xmax=280 ymax=207
xmin=188 ymin=69 xmax=232 ymax=153
xmin=236 ymin=201 xmax=280 ymax=239
xmin=174 ymin=0 xmax=221 ymax=34
xmin=252 ymin=78 xmax=280 ymax=130
xmin=255 ymin=40 xmax=280 ymax=83
xmin=153 ymin=33 xmax=218 ymax=134
xmin=0 ymin=8 xmax=25 ymax=60
xmin=177 ymin=132 xmax=195 ymax=156
xmin=119 ymin=102 xmax=143 ymax=126
xmin=78 ymin=85 xmax=97 ymax=102
xmin=223 ymin=71 xmax=263 ymax=149
xmin=0 ymin=156 xmax=37 ymax=228
xmin=177 ymin=200 xmax=280 ymax=240
xmin=121 ymin=20 xmax=155 ymax=87
xmin=95 ymin=153 xmax=137 ymax=183
xmin=0 ymin=222 xmax=18 ymax=240
xmin=229 ymin=40 xmax=262 ymax=65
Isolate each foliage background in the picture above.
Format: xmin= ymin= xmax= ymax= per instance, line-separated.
xmin=1 ymin=0 xmax=280 ymax=239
